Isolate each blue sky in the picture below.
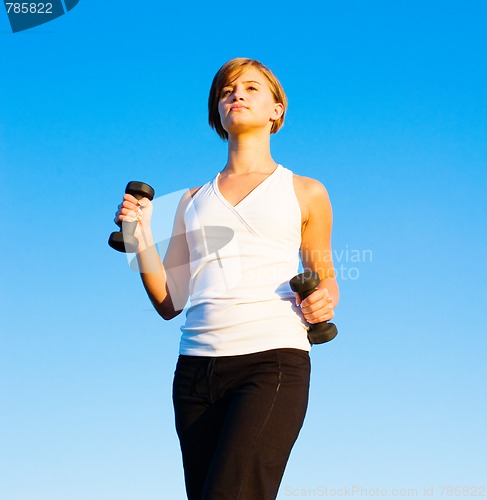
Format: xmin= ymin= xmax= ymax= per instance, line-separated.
xmin=1 ymin=1 xmax=486 ymax=499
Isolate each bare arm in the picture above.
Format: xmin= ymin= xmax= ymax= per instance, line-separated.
xmin=116 ymin=189 xmax=195 ymax=320
xmin=294 ymin=175 xmax=339 ymax=323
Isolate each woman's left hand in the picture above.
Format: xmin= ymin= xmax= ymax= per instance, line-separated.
xmin=296 ymin=287 xmax=335 ymax=324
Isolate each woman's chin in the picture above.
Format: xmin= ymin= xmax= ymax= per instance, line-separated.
xmin=224 ymin=122 xmax=270 ymax=138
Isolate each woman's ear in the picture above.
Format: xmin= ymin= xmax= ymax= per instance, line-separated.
xmin=271 ymin=102 xmax=284 ymax=122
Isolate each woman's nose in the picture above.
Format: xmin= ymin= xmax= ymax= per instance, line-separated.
xmin=232 ymin=87 xmax=244 ymax=100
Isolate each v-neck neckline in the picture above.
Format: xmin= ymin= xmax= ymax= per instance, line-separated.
xmin=214 ymin=164 xmax=282 ymax=209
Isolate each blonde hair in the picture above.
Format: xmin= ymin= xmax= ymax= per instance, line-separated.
xmin=208 ymin=58 xmax=288 ymax=140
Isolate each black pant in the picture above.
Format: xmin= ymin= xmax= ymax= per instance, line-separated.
xmin=172 ymin=348 xmax=311 ymax=500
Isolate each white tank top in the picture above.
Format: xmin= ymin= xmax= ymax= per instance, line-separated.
xmin=179 ymin=164 xmax=310 ymax=356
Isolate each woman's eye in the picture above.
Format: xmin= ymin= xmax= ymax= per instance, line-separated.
xmin=221 ymin=89 xmax=232 ymax=97
xmin=248 ymin=86 xmax=257 ymax=91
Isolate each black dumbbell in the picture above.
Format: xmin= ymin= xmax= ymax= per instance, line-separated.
xmin=289 ymin=271 xmax=338 ymax=344
xmin=108 ymin=181 xmax=155 ymax=253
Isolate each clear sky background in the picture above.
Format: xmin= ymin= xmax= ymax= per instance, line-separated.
xmin=1 ymin=1 xmax=486 ymax=499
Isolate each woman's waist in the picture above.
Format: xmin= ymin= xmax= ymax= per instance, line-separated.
xmin=179 ymin=299 xmax=309 ymax=356
xmin=182 ymin=296 xmax=304 ymax=332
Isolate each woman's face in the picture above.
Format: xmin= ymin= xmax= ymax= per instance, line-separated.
xmin=218 ymin=66 xmax=283 ymax=138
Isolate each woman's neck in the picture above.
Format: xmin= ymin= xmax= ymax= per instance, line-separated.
xmin=223 ymin=132 xmax=277 ymax=175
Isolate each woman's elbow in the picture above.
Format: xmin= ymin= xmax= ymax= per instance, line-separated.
xmin=159 ymin=308 xmax=182 ymax=321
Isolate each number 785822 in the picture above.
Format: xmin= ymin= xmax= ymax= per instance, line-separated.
xmin=5 ymin=3 xmax=54 ymax=14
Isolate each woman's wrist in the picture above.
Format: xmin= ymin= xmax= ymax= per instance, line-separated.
xmin=134 ymin=223 xmax=154 ymax=252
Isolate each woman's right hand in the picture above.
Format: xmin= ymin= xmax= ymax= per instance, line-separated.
xmin=114 ymin=193 xmax=153 ymax=247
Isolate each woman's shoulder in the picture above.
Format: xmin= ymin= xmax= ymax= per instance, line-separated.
xmin=178 ymin=186 xmax=203 ymax=202
xmin=292 ymin=173 xmax=332 ymax=226
xmin=174 ymin=186 xmax=203 ymax=216
xmin=189 ymin=186 xmax=202 ymax=198
xmin=292 ymin=173 xmax=329 ymax=199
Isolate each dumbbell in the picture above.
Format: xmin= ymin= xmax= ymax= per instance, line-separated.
xmin=108 ymin=181 xmax=155 ymax=253
xmin=289 ymin=271 xmax=338 ymax=344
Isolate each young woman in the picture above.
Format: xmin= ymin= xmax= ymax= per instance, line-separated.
xmin=115 ymin=58 xmax=339 ymax=500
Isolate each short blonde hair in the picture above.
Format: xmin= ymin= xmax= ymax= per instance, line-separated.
xmin=208 ymin=58 xmax=288 ymax=140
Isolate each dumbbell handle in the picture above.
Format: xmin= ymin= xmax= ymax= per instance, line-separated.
xmin=121 ymin=182 xmax=154 ymax=240
xmin=289 ymin=271 xmax=338 ymax=344
xmin=108 ymin=181 xmax=155 ymax=253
